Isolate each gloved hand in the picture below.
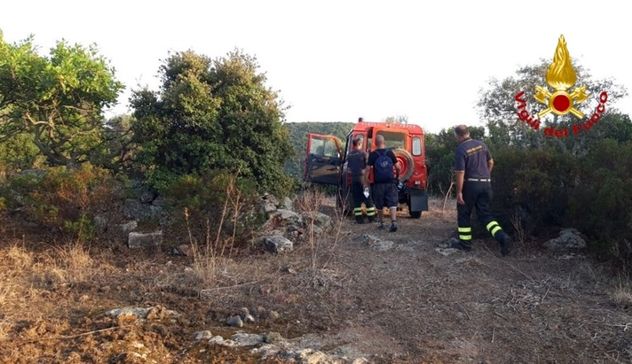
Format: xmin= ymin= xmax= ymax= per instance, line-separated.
xmin=363 ymin=187 xmax=370 ymax=198
xmin=396 ymin=180 xmax=405 ymax=191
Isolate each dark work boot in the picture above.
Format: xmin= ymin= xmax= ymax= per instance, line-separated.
xmin=389 ymin=221 xmax=398 ymax=233
xmin=367 ymin=215 xmax=375 ymax=223
xmin=496 ymin=231 xmax=512 ymax=256
xmin=450 ymin=240 xmax=472 ymax=252
xmin=355 ymin=216 xmax=365 ymax=224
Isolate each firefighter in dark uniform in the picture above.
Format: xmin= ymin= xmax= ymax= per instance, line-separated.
xmin=347 ymin=136 xmax=377 ymax=223
xmin=452 ymin=125 xmax=512 ymax=256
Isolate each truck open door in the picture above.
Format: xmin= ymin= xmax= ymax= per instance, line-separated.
xmin=304 ymin=133 xmax=343 ymax=185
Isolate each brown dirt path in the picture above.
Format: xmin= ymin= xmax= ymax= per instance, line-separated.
xmin=0 ymin=198 xmax=631 ymax=363
xmin=297 ymin=198 xmax=632 ymax=362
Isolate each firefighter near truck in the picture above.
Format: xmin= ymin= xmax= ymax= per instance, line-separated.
xmin=304 ymin=118 xmax=429 ymax=218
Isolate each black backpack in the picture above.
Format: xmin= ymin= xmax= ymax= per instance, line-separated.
xmin=374 ymin=150 xmax=393 ymax=182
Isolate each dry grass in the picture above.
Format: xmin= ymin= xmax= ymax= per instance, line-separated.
xmin=511 ymin=212 xmax=526 ymax=248
xmin=54 ymin=242 xmax=94 ymax=283
xmin=295 ymin=190 xmax=345 ymax=275
xmin=611 ymin=281 xmax=632 ymax=307
xmin=186 ymin=174 xmax=244 ymax=287
xmin=0 ymin=244 xmax=34 ymax=311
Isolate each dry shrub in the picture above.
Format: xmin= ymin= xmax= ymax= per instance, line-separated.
xmin=180 ymin=173 xmax=250 ymax=286
xmin=295 ymin=190 xmax=345 ymax=272
xmin=54 ymin=242 xmax=94 ymax=283
xmin=0 ymin=244 xmax=34 ymax=308
xmin=1 ymin=164 xmax=122 ymax=240
xmin=611 ymin=280 xmax=632 ymax=308
xmin=5 ymin=244 xmax=33 ymax=269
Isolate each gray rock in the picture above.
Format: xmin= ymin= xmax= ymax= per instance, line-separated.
xmin=226 ymin=315 xmax=244 ymax=327
xmin=311 ymin=225 xmax=324 ymax=236
xmin=231 ymin=331 xmax=264 ymax=346
xmin=435 ymin=247 xmax=459 ymax=256
xmin=263 ymin=194 xmax=280 ymax=207
xmin=105 ymin=306 xmax=178 ymax=320
xmin=193 ymin=330 xmax=213 ymax=340
xmin=281 ymin=197 xmax=293 ymax=210
xmin=263 ymin=201 xmax=277 ymax=215
xmin=128 ymin=230 xmax=163 ymax=249
xmin=269 ymin=310 xmax=280 ymax=320
xmin=272 ymin=209 xmax=303 ymax=226
xmin=239 ymin=307 xmax=250 ymax=317
xmin=264 ymin=235 xmax=294 ymax=254
xmin=93 ymin=214 xmax=108 ymax=233
xmin=263 ymin=331 xmax=284 ymax=344
xmin=119 ymin=220 xmax=138 ymax=233
xmin=123 ymin=199 xmax=147 ymax=220
xmin=304 ymin=211 xmax=332 ymax=229
xmin=209 ymin=335 xmax=236 ymax=347
xmin=171 ymin=244 xmax=192 ymax=256
xmin=244 ymin=314 xmax=256 ymax=323
xmin=139 ymin=190 xmax=156 ymax=204
xmin=361 ymin=234 xmax=394 ymax=251
xmin=106 ymin=307 xmax=150 ymax=319
xmin=544 ymin=228 xmax=587 ymax=250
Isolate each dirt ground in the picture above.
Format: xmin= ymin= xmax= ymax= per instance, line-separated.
xmin=1 ymin=198 xmax=631 ymax=363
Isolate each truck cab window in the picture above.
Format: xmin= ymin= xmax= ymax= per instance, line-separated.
xmin=376 ymin=131 xmax=406 ymax=149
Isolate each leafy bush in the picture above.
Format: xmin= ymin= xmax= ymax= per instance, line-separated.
xmin=130 ymin=50 xmax=293 ymax=197
xmin=0 ymin=164 xmax=122 ymax=240
xmin=491 ymin=138 xmax=632 ymax=269
xmin=160 ymin=170 xmax=261 ymax=246
xmin=568 ymin=139 xmax=632 ymax=267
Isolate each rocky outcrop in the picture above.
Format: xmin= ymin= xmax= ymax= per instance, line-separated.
xmin=128 ymin=231 xmax=163 ymax=248
xmin=360 ymin=234 xmax=394 ymax=251
xmin=105 ymin=305 xmax=179 ymax=321
xmin=264 ymin=235 xmax=294 ymax=254
xmin=544 ymin=228 xmax=587 ymax=251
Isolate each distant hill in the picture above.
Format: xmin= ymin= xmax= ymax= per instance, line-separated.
xmin=284 ymin=122 xmax=355 ymax=179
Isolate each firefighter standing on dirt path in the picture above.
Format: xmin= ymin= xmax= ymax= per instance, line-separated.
xmin=368 ymin=134 xmax=401 ymax=232
xmin=348 ymin=136 xmax=377 ymax=224
xmin=451 ymin=125 xmax=512 ymax=256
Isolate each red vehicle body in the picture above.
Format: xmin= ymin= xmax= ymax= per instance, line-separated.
xmin=304 ymin=118 xmax=429 ymax=218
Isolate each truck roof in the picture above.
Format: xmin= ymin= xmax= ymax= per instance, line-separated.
xmin=351 ymin=121 xmax=425 ymax=134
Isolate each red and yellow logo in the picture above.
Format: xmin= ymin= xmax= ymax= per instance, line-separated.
xmin=514 ymin=35 xmax=608 ymax=138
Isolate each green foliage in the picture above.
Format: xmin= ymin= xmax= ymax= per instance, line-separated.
xmin=568 ymin=139 xmax=632 ymax=264
xmin=490 ymin=136 xmax=632 ymax=267
xmin=477 ymin=60 xmax=632 ymax=268
xmin=0 ymin=34 xmax=123 ymax=166
xmin=0 ymin=164 xmax=122 ymax=240
xmin=478 ymin=60 xmax=627 ymax=150
xmin=0 ymin=132 xmax=42 ymax=180
xmin=425 ymin=126 xmax=485 ymax=196
xmin=284 ymin=121 xmax=354 ymax=179
xmin=89 ymin=114 xmax=136 ymax=172
xmin=162 ymin=171 xmax=260 ymax=243
xmin=131 ymin=50 xmax=292 ymax=196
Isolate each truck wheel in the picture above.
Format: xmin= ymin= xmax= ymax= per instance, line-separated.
xmin=409 ymin=208 xmax=422 ymax=219
xmin=408 ymin=196 xmax=422 ymax=218
xmin=393 ymin=148 xmax=414 ymax=181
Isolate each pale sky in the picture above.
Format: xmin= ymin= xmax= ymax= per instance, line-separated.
xmin=1 ymin=0 xmax=630 ymax=133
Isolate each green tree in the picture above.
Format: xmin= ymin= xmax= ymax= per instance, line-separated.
xmin=478 ymin=61 xmax=627 ymax=149
xmin=131 ymin=50 xmax=292 ymax=195
xmin=0 ymin=34 xmax=123 ymax=166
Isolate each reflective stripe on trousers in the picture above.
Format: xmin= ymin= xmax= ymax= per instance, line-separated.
xmin=486 ymin=220 xmax=503 ymax=237
xmin=458 ymin=226 xmax=472 ymax=241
